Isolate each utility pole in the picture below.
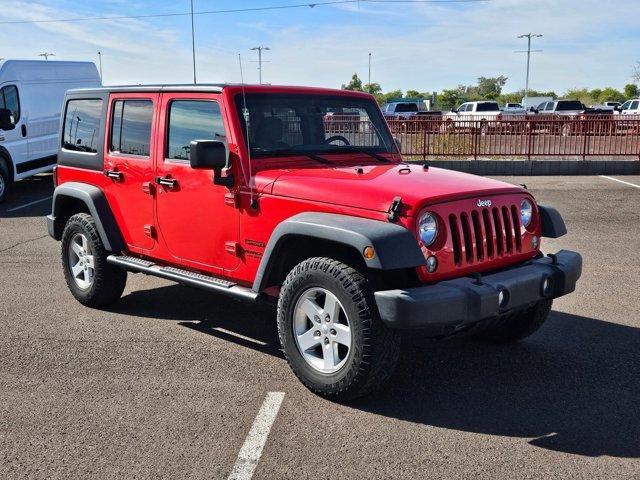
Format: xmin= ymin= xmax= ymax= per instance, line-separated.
xmin=38 ymin=52 xmax=55 ymax=60
xmin=368 ymin=52 xmax=371 ymax=93
xmin=516 ymin=33 xmax=542 ymax=109
xmin=97 ymin=51 xmax=103 ymax=82
xmin=250 ymin=46 xmax=270 ymax=84
xmin=190 ymin=0 xmax=197 ymax=84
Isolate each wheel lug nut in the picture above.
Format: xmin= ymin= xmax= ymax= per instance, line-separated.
xmin=324 ymin=315 xmax=331 ymax=322
xmin=330 ymin=328 xmax=336 ymax=335
xmin=314 ymin=315 xmax=321 ymax=324
xmin=314 ymin=330 xmax=321 ymax=337
xmin=324 ymin=338 xmax=329 ymax=345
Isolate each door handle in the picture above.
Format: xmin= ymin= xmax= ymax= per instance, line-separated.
xmin=155 ymin=176 xmax=178 ymax=188
xmin=104 ymin=169 xmax=124 ymax=181
xmin=21 ymin=124 xmax=27 ymax=137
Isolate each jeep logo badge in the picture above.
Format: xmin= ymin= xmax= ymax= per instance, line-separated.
xmin=477 ymin=199 xmax=492 ymax=208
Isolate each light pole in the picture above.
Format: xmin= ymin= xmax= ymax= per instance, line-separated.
xmin=97 ymin=51 xmax=103 ymax=82
xmin=516 ymin=33 xmax=542 ymax=109
xmin=250 ymin=46 xmax=270 ymax=84
xmin=368 ymin=52 xmax=371 ymax=93
xmin=38 ymin=52 xmax=55 ymax=60
xmin=190 ymin=0 xmax=197 ymax=84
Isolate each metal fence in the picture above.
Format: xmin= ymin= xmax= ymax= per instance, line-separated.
xmin=325 ymin=115 xmax=640 ymax=160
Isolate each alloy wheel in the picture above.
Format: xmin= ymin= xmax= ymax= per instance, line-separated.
xmin=68 ymin=232 xmax=95 ymax=289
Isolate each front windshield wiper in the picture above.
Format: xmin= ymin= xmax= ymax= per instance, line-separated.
xmin=330 ymin=146 xmax=391 ymax=163
xmin=252 ymin=149 xmax=332 ymax=165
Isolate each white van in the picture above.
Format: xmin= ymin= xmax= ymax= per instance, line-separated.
xmin=0 ymin=60 xmax=101 ymax=202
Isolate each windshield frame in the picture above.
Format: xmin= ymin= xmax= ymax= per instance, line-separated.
xmin=233 ymin=92 xmax=396 ymax=159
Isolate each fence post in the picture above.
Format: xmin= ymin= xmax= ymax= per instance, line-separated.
xmin=526 ymin=118 xmax=532 ymax=161
xmin=473 ymin=120 xmax=478 ymax=160
xmin=581 ymin=118 xmax=588 ymax=160
xmin=422 ymin=125 xmax=427 ymax=160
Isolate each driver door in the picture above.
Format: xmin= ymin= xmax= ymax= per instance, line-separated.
xmin=154 ymin=92 xmax=239 ymax=275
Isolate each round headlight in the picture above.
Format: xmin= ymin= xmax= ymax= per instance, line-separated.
xmin=418 ymin=212 xmax=438 ymax=247
xmin=520 ymin=199 xmax=533 ymax=228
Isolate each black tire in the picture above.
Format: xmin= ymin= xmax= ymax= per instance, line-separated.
xmin=61 ymin=213 xmax=127 ymax=307
xmin=277 ymin=257 xmax=401 ymax=401
xmin=474 ymin=299 xmax=552 ymax=343
xmin=0 ymin=157 xmax=11 ymax=204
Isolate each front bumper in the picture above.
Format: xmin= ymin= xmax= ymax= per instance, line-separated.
xmin=374 ymin=250 xmax=582 ymax=333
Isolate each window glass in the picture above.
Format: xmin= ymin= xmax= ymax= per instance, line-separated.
xmin=631 ymin=100 xmax=639 ymax=110
xmin=395 ymin=103 xmax=418 ymax=113
xmin=477 ymin=102 xmax=500 ymax=112
xmin=234 ymin=93 xmax=394 ymax=158
xmin=620 ymin=101 xmax=631 ymax=110
xmin=167 ymin=101 xmax=225 ymax=160
xmin=556 ymin=101 xmax=583 ymax=111
xmin=62 ymin=99 xmax=103 ymax=153
xmin=545 ymin=103 xmax=555 ymax=111
xmin=458 ymin=104 xmax=467 ymax=112
xmin=0 ymin=85 xmax=20 ymax=122
xmin=109 ymin=99 xmax=153 ymax=156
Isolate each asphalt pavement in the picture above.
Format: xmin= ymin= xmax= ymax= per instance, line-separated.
xmin=1 ymin=173 xmax=639 ymax=479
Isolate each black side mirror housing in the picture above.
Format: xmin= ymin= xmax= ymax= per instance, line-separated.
xmin=0 ymin=108 xmax=15 ymax=131
xmin=189 ymin=139 xmax=233 ymax=187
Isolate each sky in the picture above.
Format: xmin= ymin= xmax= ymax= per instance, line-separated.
xmin=1 ymin=0 xmax=639 ymax=94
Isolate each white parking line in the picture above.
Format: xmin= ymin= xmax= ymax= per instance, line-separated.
xmin=228 ymin=392 xmax=285 ymax=480
xmin=599 ymin=175 xmax=640 ymax=189
xmin=6 ymin=196 xmax=52 ymax=212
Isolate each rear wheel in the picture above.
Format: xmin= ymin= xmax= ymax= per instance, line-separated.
xmin=277 ymin=257 xmax=401 ymax=401
xmin=474 ymin=299 xmax=552 ymax=343
xmin=61 ymin=213 xmax=127 ymax=307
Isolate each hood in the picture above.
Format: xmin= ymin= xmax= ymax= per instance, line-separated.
xmin=255 ymin=163 xmax=523 ymax=216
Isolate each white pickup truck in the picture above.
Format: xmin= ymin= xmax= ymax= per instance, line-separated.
xmin=442 ymin=101 xmax=504 ymax=132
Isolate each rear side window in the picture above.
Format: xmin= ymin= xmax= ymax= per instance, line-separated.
xmin=0 ymin=85 xmax=20 ymax=122
xmin=110 ymin=100 xmax=153 ymax=156
xmin=62 ymin=99 xmax=103 ymax=153
xmin=476 ymin=102 xmax=499 ymax=112
xmin=166 ymin=100 xmax=225 ymax=161
xmin=631 ymin=101 xmax=639 ymax=110
xmin=556 ymin=101 xmax=583 ymax=111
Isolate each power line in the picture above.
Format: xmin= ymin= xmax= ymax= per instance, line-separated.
xmin=0 ymin=0 xmax=489 ymax=25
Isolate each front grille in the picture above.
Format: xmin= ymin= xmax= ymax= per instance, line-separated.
xmin=448 ymin=204 xmax=522 ymax=266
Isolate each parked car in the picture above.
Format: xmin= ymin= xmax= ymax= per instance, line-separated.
xmin=522 ymin=96 xmax=554 ymax=111
xmin=618 ymin=99 xmax=640 ymax=115
xmin=0 ymin=59 xmax=101 ymax=202
xmin=381 ymin=101 xmax=425 ymax=120
xmin=442 ymin=101 xmax=502 ymax=132
xmin=47 ymin=84 xmax=582 ymax=400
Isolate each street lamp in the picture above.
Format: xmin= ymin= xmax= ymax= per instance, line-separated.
xmin=250 ymin=46 xmax=270 ymax=84
xmin=516 ymin=33 xmax=542 ymax=109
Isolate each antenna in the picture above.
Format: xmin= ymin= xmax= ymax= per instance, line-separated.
xmin=238 ymin=54 xmax=257 ymax=210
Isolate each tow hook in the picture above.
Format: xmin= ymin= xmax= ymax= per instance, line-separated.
xmin=387 ymin=196 xmax=403 ymax=222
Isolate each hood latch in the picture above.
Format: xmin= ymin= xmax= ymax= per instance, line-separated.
xmin=387 ymin=196 xmax=403 ymax=222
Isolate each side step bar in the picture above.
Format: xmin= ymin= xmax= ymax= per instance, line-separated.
xmin=107 ymin=255 xmax=260 ymax=302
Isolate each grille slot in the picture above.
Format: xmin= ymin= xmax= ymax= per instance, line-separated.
xmin=448 ymin=202 xmax=522 ymax=267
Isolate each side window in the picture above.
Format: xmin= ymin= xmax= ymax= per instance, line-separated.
xmin=457 ymin=104 xmax=466 ymax=112
xmin=0 ymin=85 xmax=20 ymax=122
xmin=631 ymin=100 xmax=639 ymax=110
xmin=620 ymin=101 xmax=631 ymax=110
xmin=166 ymin=100 xmax=225 ymax=161
xmin=109 ymin=99 xmax=153 ymax=156
xmin=546 ymin=103 xmax=555 ymax=111
xmin=62 ymin=99 xmax=103 ymax=153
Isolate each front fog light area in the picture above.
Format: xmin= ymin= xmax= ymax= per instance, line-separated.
xmin=426 ymin=255 xmax=438 ymax=273
xmin=531 ymin=235 xmax=539 ymax=249
xmin=498 ymin=288 xmax=509 ymax=308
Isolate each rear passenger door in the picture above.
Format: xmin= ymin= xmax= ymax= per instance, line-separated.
xmin=103 ymin=93 xmax=158 ymax=252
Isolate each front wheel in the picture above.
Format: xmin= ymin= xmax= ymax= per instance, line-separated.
xmin=277 ymin=257 xmax=401 ymax=401
xmin=61 ymin=213 xmax=127 ymax=307
xmin=0 ymin=158 xmax=11 ymax=203
xmin=474 ymin=299 xmax=552 ymax=343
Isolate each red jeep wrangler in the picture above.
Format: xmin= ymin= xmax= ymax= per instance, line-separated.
xmin=48 ymin=85 xmax=582 ymax=400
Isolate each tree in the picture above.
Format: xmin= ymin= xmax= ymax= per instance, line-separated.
xmin=342 ymin=73 xmax=363 ymax=91
xmin=597 ymin=87 xmax=625 ymax=103
xmin=405 ymin=90 xmax=427 ymax=99
xmin=363 ymin=83 xmax=382 ymax=95
xmin=437 ymin=88 xmax=466 ymax=110
xmin=624 ymin=83 xmax=639 ymax=99
xmin=375 ymin=89 xmax=403 ymax=105
xmin=474 ymin=75 xmax=508 ymax=100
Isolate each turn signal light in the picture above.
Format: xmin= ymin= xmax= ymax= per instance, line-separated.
xmin=363 ymin=246 xmax=375 ymax=259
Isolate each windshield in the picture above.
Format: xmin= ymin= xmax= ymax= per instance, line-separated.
xmin=234 ymin=93 xmax=395 ymax=158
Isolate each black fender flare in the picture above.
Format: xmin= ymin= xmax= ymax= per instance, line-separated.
xmin=47 ymin=182 xmax=125 ymax=252
xmin=0 ymin=146 xmax=14 ymax=181
xmin=538 ymin=204 xmax=567 ymax=238
xmin=252 ymin=212 xmax=425 ymax=292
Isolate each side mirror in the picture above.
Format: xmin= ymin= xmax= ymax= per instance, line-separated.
xmin=189 ymin=139 xmax=233 ymax=187
xmin=0 ymin=108 xmax=15 ymax=131
xmin=190 ymin=139 xmax=228 ymax=169
xmin=451 ymin=108 xmax=458 ymax=113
